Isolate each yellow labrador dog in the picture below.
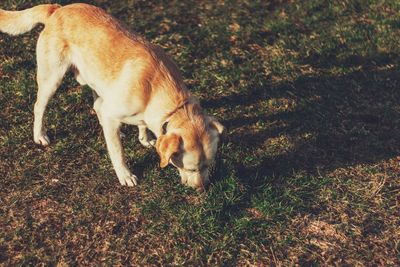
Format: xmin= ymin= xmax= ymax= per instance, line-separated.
xmin=0 ymin=4 xmax=224 ymax=191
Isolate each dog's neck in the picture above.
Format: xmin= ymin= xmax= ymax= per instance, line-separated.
xmin=160 ymin=98 xmax=191 ymax=136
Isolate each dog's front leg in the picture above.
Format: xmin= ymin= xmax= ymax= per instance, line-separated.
xmin=102 ymin=117 xmax=138 ymax=187
xmin=138 ymin=125 xmax=156 ymax=147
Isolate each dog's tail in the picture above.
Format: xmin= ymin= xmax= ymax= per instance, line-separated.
xmin=0 ymin=4 xmax=61 ymax=35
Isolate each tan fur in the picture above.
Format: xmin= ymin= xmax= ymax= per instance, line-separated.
xmin=0 ymin=3 xmax=223 ymax=191
xmin=156 ymin=133 xmax=181 ymax=168
xmin=0 ymin=4 xmax=60 ymax=35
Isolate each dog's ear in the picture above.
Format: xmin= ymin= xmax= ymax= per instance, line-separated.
xmin=156 ymin=133 xmax=181 ymax=168
xmin=208 ymin=116 xmax=225 ymax=135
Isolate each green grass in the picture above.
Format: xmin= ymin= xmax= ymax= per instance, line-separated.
xmin=1 ymin=0 xmax=399 ymax=265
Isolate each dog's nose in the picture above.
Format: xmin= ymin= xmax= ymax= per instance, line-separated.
xmin=196 ymin=186 xmax=205 ymax=192
xmin=194 ymin=177 xmax=209 ymax=192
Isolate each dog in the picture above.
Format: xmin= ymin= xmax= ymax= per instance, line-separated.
xmin=0 ymin=3 xmax=224 ymax=191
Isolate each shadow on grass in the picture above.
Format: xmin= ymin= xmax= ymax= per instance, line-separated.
xmin=205 ymin=53 xmax=400 ymax=219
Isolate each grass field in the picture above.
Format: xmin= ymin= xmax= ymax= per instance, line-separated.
xmin=1 ymin=0 xmax=399 ymax=265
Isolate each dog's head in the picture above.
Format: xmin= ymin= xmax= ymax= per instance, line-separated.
xmin=156 ymin=106 xmax=224 ymax=191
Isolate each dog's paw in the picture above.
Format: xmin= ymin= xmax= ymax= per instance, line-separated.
xmin=139 ymin=137 xmax=155 ymax=148
xmin=181 ymin=176 xmax=188 ymax=185
xmin=34 ymin=134 xmax=50 ymax=146
xmin=118 ymin=173 xmax=138 ymax=187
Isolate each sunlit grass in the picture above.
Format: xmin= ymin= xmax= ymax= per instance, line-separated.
xmin=0 ymin=0 xmax=399 ymax=265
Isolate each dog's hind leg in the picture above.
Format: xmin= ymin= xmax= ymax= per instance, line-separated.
xmin=33 ymin=33 xmax=69 ymax=146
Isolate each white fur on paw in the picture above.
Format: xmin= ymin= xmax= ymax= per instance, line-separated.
xmin=118 ymin=174 xmax=138 ymax=187
xmin=34 ymin=135 xmax=50 ymax=146
xmin=181 ymin=177 xmax=188 ymax=185
xmin=139 ymin=137 xmax=155 ymax=148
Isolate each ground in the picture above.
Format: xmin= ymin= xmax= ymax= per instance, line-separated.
xmin=0 ymin=0 xmax=399 ymax=265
